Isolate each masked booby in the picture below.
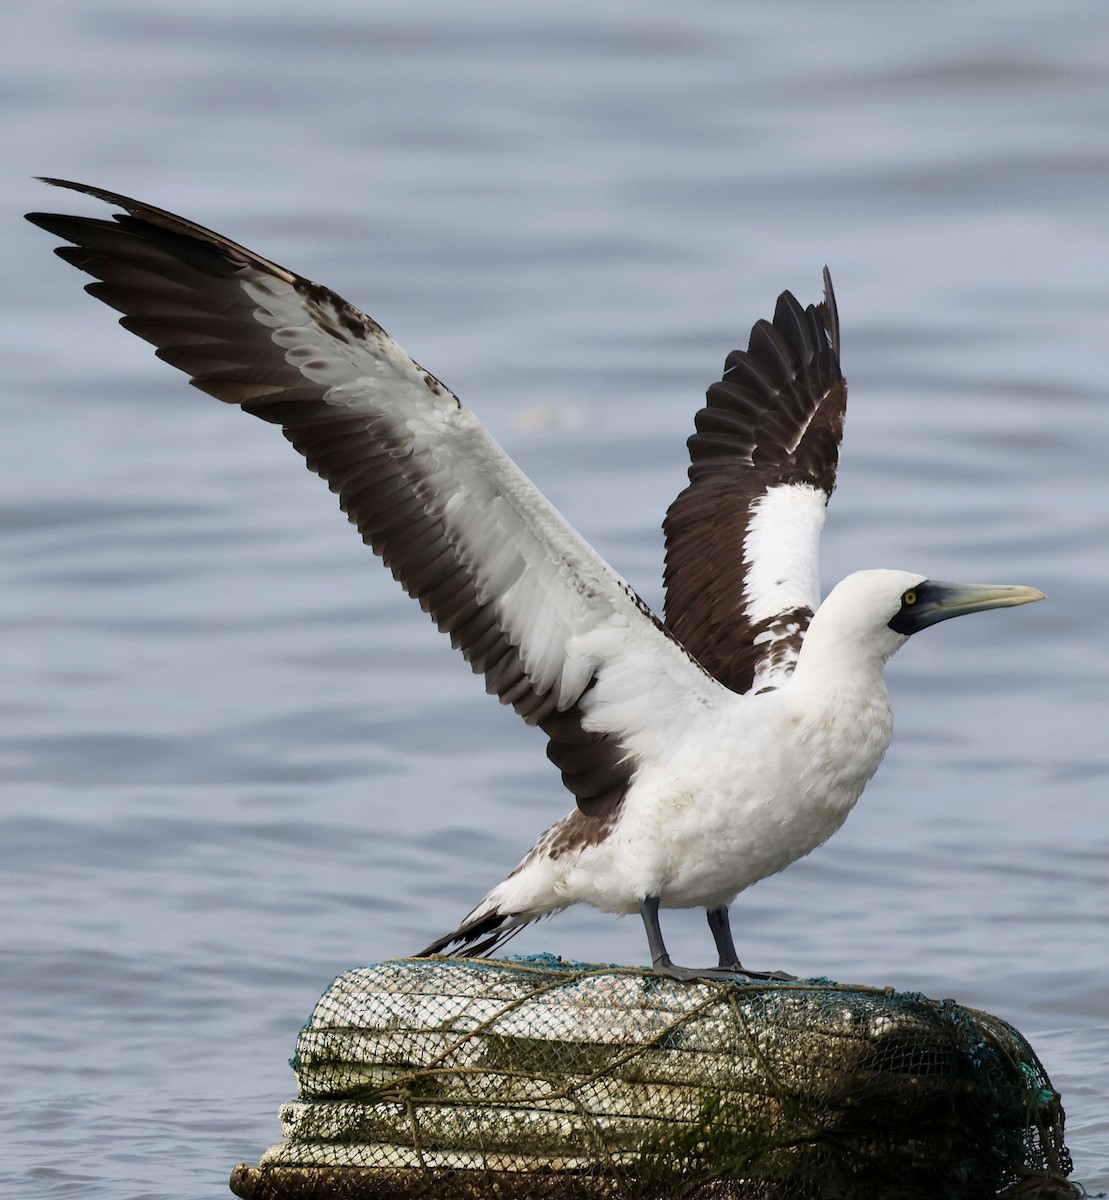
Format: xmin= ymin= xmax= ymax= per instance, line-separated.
xmin=27 ymin=180 xmax=1044 ymax=980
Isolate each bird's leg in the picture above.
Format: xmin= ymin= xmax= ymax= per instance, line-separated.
xmin=639 ymin=897 xmax=784 ymax=983
xmin=706 ymin=905 xmax=797 ymax=982
xmin=639 ymin=895 xmax=680 ymax=973
xmin=706 ymin=905 xmax=741 ymax=968
xmin=640 ymin=895 xmax=732 ymax=981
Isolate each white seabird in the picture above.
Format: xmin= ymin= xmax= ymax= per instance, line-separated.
xmin=27 ymin=179 xmax=1044 ymax=980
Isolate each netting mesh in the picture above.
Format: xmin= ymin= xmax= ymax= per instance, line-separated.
xmin=230 ymin=955 xmax=1075 ymax=1200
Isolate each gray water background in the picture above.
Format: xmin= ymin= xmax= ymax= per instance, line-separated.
xmin=2 ymin=1 xmax=1107 ymax=1194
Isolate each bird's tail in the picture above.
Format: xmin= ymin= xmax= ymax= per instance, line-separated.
xmin=417 ymin=904 xmax=534 ymax=960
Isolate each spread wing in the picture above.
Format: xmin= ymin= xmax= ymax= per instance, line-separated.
xmin=663 ymin=271 xmax=845 ymax=695
xmin=27 ymin=178 xmax=723 ymax=820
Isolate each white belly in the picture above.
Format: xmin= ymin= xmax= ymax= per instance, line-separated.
xmin=495 ymin=686 xmax=894 ymax=918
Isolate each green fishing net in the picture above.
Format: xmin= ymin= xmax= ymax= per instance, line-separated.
xmin=230 ymin=955 xmax=1074 ymax=1200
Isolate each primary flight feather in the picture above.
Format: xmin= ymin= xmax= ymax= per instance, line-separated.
xmin=26 ymin=180 xmax=1043 ymax=978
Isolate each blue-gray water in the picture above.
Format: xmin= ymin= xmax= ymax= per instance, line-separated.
xmin=3 ymin=1 xmax=1107 ymax=1194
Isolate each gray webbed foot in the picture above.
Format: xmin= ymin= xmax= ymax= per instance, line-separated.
xmin=639 ymin=897 xmax=796 ymax=984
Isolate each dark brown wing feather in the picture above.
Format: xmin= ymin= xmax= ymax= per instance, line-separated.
xmin=27 ymin=179 xmax=632 ymax=820
xmin=662 ymin=271 xmax=845 ymax=695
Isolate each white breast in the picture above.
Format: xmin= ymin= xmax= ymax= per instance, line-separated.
xmin=498 ymin=679 xmax=895 ymax=918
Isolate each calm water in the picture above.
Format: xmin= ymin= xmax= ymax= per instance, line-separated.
xmin=3 ymin=1 xmax=1108 ymax=1195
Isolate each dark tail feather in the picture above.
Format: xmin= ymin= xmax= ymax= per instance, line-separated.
xmin=417 ymin=909 xmax=531 ymax=959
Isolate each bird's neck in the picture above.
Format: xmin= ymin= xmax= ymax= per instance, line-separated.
xmin=788 ymin=603 xmax=900 ymax=699
xmin=783 ymin=614 xmax=897 ymax=786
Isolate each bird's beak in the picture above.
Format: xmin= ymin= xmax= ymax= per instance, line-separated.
xmin=891 ymin=581 xmax=1045 ymax=634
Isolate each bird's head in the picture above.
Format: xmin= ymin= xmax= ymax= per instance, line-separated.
xmin=806 ymin=569 xmax=1045 ymax=670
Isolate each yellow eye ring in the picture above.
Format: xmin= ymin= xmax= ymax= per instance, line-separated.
xmin=903 ymin=590 xmax=917 ymax=605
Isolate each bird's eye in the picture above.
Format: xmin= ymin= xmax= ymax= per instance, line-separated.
xmin=903 ymin=590 xmax=917 ymax=606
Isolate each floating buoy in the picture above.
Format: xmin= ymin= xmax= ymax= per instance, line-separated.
xmin=230 ymin=955 xmax=1075 ymax=1199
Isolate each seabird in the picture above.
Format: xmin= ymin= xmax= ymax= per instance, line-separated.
xmin=27 ymin=179 xmax=1044 ymax=980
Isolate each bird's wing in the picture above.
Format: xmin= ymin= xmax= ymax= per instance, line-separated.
xmin=662 ymin=271 xmax=845 ymax=695
xmin=27 ymin=178 xmax=722 ymax=820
